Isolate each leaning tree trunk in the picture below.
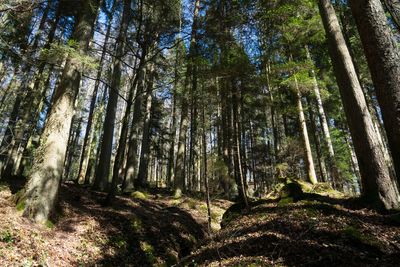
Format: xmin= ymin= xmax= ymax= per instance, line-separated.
xmin=382 ymin=0 xmax=400 ymax=32
xmin=349 ymin=0 xmax=400 ymax=186
xmin=19 ymin=0 xmax=100 ymax=223
xmin=318 ymin=0 xmax=399 ymax=210
xmin=294 ymin=74 xmax=318 ymax=185
xmin=305 ymin=45 xmax=339 ymax=185
xmin=93 ymin=0 xmax=131 ymax=191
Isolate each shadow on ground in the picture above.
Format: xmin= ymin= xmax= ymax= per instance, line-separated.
xmin=57 ymin=184 xmax=206 ymax=266
xmin=182 ymin=197 xmax=400 ymax=267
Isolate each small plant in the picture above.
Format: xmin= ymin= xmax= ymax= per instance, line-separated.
xmin=109 ymin=235 xmax=127 ymax=249
xmin=140 ymin=241 xmax=156 ymax=264
xmin=131 ymin=217 xmax=143 ymax=233
xmin=1 ymin=231 xmax=14 ymax=243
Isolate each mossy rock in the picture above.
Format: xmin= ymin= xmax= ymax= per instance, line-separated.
xmin=312 ymin=182 xmax=333 ymax=193
xmin=131 ymin=191 xmax=148 ymax=200
xmin=279 ymin=182 xmax=304 ymax=200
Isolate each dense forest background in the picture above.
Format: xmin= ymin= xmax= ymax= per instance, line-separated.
xmin=1 ymin=0 xmax=400 ymax=217
xmin=1 ymin=0 xmax=400 ymax=265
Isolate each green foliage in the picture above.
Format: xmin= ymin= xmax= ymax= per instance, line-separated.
xmin=40 ymin=41 xmax=98 ymax=71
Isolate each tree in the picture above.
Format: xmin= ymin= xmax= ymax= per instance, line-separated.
xmin=18 ymin=0 xmax=101 ymax=223
xmin=93 ymin=0 xmax=132 ymax=191
xmin=349 ymin=0 xmax=400 ymax=184
xmin=318 ymin=0 xmax=399 ymax=209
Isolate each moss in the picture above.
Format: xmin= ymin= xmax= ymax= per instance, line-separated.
xmin=198 ymin=203 xmax=208 ymax=212
xmin=45 ymin=220 xmax=55 ymax=229
xmin=109 ymin=235 xmax=127 ymax=249
xmin=140 ymin=241 xmax=156 ymax=264
xmin=130 ymin=217 xmax=143 ymax=233
xmin=280 ymin=182 xmax=304 ymax=200
xmin=342 ymin=225 xmax=383 ymax=249
xmin=221 ymin=203 xmax=244 ymax=228
xmin=187 ymin=199 xmax=197 ymax=209
xmin=131 ymin=191 xmax=148 ymax=200
xmin=170 ymin=199 xmax=181 ymax=206
xmin=16 ymin=200 xmax=25 ymax=212
xmin=165 ymin=250 xmax=179 ymax=266
xmin=173 ymin=189 xmax=182 ymax=199
xmin=278 ymin=197 xmax=294 ymax=206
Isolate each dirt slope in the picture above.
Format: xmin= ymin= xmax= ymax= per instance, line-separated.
xmin=0 ymin=183 xmax=230 ymax=266
xmin=183 ymin=198 xmax=400 ymax=267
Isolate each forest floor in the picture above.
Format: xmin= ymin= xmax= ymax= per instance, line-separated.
xmin=183 ymin=196 xmax=400 ymax=267
xmin=0 ymin=182 xmax=230 ymax=266
xmin=1 ymin=182 xmax=400 ymax=267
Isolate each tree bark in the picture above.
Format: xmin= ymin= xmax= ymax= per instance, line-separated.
xmin=349 ymin=0 xmax=400 ymax=185
xmin=19 ymin=0 xmax=100 ymax=223
xmin=318 ymin=0 xmax=399 ymax=209
xmin=136 ymin=68 xmax=155 ymax=188
xmin=76 ymin=0 xmax=116 ymax=184
xmin=174 ymin=0 xmax=201 ymax=197
xmin=293 ymin=74 xmax=318 ymax=185
xmin=93 ymin=0 xmax=131 ymax=191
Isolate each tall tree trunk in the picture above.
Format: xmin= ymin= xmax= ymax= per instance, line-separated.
xmin=76 ymin=0 xmax=116 ymax=184
xmin=123 ymin=66 xmax=147 ymax=192
xmin=0 ymin=4 xmax=51 ymax=178
xmin=201 ymin=103 xmax=212 ymax=233
xmin=318 ymin=0 xmax=399 ymax=209
xmin=294 ymin=74 xmax=318 ymax=185
xmin=174 ymin=0 xmax=201 ymax=197
xmin=106 ymin=76 xmax=137 ymax=203
xmin=305 ymin=45 xmax=338 ymax=184
xmin=93 ymin=0 xmax=131 ymax=191
xmin=307 ymin=97 xmax=328 ymax=183
xmin=382 ymin=0 xmax=400 ymax=32
xmin=349 ymin=0 xmax=400 ymax=185
xmin=19 ymin=0 xmax=100 ymax=223
xmin=136 ymin=68 xmax=155 ymax=188
xmin=232 ymin=86 xmax=249 ymax=207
